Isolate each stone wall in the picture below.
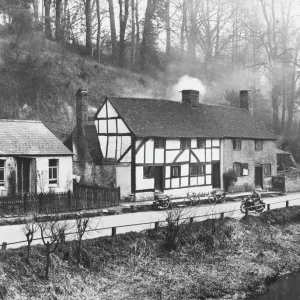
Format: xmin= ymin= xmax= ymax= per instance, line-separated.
xmin=223 ymin=139 xmax=277 ymax=191
xmin=73 ymin=161 xmax=116 ymax=187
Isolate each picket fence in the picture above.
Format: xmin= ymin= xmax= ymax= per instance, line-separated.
xmin=0 ymin=185 xmax=120 ymax=216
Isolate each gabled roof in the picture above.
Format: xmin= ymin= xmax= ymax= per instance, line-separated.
xmin=0 ymin=120 xmax=72 ymax=156
xmin=107 ymin=97 xmax=276 ymax=140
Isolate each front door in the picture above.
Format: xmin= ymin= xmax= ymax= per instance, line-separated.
xmin=255 ymin=166 xmax=263 ymax=188
xmin=212 ymin=163 xmax=220 ymax=188
xmin=17 ymin=158 xmax=30 ymax=194
xmin=154 ymin=167 xmax=164 ymax=192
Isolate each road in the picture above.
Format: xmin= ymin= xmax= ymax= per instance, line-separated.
xmin=1 ymin=193 xmax=300 ymax=249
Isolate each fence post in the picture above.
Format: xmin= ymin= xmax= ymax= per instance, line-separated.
xmin=1 ymin=242 xmax=7 ymax=250
xmin=23 ymin=193 xmax=28 ymax=215
xmin=220 ymin=212 xmax=224 ymax=220
xmin=189 ymin=217 xmax=194 ymax=224
xmin=267 ymin=204 xmax=270 ymax=211
xmin=286 ymin=201 xmax=289 ymax=208
xmin=118 ymin=187 xmax=121 ymax=205
xmin=155 ymin=221 xmax=159 ymax=230
xmin=67 ymin=190 xmax=72 ymax=209
xmin=112 ymin=227 xmax=116 ymax=237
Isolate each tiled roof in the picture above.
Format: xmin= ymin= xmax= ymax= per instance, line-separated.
xmin=108 ymin=97 xmax=276 ymax=140
xmin=0 ymin=120 xmax=72 ymax=156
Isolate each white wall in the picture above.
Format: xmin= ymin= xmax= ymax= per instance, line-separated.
xmin=36 ymin=156 xmax=73 ymax=193
xmin=116 ymin=165 xmax=131 ymax=197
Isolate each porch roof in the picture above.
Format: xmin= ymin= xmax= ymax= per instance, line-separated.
xmin=0 ymin=120 xmax=72 ymax=156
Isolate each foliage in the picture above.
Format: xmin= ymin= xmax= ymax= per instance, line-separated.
xmin=223 ymin=169 xmax=237 ymax=192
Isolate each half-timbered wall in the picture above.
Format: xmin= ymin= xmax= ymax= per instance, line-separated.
xmin=135 ymin=138 xmax=220 ymax=193
xmin=95 ymin=100 xmax=132 ymax=163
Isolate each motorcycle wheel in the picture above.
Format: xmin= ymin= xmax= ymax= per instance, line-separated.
xmin=184 ymin=198 xmax=192 ymax=206
xmin=240 ymin=203 xmax=247 ymax=213
xmin=208 ymin=196 xmax=217 ymax=204
xmin=256 ymin=202 xmax=265 ymax=213
xmin=220 ymin=195 xmax=226 ymax=203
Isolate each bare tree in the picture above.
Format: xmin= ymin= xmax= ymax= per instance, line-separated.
xmin=107 ymin=0 xmax=118 ymax=63
xmin=96 ymin=0 xmax=101 ymax=63
xmin=119 ymin=0 xmax=130 ymax=68
xmin=75 ymin=214 xmax=91 ymax=264
xmin=22 ymin=219 xmax=39 ymax=263
xmin=44 ymin=0 xmax=52 ymax=39
xmin=85 ymin=0 xmax=92 ymax=55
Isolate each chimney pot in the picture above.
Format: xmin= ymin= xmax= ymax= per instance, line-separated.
xmin=240 ymin=90 xmax=253 ymax=115
xmin=181 ymin=90 xmax=200 ymax=107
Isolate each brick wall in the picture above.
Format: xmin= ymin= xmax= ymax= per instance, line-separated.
xmin=222 ymin=139 xmax=277 ymax=191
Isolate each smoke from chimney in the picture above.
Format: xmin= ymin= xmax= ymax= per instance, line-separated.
xmin=170 ymin=75 xmax=207 ymax=101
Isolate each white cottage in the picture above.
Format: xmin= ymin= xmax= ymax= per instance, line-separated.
xmin=0 ymin=120 xmax=73 ymax=196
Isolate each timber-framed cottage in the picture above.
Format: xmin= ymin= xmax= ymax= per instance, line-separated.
xmin=70 ymin=89 xmax=277 ymax=200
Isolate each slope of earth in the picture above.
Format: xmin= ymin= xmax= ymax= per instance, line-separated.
xmin=0 ymin=31 xmax=167 ymax=140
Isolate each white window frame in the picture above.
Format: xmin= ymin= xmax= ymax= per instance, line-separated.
xmin=49 ymin=159 xmax=59 ymax=185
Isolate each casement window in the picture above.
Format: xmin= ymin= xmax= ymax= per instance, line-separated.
xmin=197 ymin=139 xmax=206 ymax=148
xmin=233 ymin=162 xmax=249 ymax=177
xmin=171 ymin=166 xmax=181 ymax=178
xmin=255 ymin=140 xmax=263 ymax=151
xmin=143 ymin=166 xmax=155 ymax=179
xmin=0 ymin=160 xmax=5 ymax=187
xmin=154 ymin=138 xmax=165 ymax=149
xmin=190 ymin=164 xmax=205 ymax=176
xmin=180 ymin=138 xmax=191 ymax=149
xmin=49 ymin=159 xmax=58 ymax=185
xmin=264 ymin=164 xmax=271 ymax=177
xmin=233 ymin=139 xmax=241 ymax=150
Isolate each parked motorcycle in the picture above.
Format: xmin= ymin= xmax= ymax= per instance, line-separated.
xmin=208 ymin=190 xmax=227 ymax=204
xmin=240 ymin=190 xmax=266 ymax=213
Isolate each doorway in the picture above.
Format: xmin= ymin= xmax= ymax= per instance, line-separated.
xmin=17 ymin=158 xmax=31 ymax=194
xmin=255 ymin=165 xmax=263 ymax=188
xmin=154 ymin=167 xmax=164 ymax=192
xmin=212 ymin=163 xmax=220 ymax=188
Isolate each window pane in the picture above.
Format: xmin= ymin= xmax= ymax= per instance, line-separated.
xmin=143 ymin=166 xmax=154 ymax=178
xmin=0 ymin=160 xmax=4 ymax=168
xmin=197 ymin=139 xmax=205 ymax=148
xmin=49 ymin=159 xmax=58 ymax=166
xmin=0 ymin=169 xmax=4 ymax=181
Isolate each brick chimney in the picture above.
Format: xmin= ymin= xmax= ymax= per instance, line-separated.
xmin=240 ymin=90 xmax=253 ymax=115
xmin=181 ymin=90 xmax=200 ymax=107
xmin=76 ymin=88 xmax=88 ymax=135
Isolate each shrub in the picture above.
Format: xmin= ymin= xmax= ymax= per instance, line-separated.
xmin=223 ymin=169 xmax=237 ymax=192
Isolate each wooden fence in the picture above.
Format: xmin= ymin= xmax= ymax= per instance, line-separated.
xmin=0 ymin=185 xmax=120 ymax=216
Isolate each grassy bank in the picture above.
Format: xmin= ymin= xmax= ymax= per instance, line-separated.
xmin=1 ymin=207 xmax=300 ymax=299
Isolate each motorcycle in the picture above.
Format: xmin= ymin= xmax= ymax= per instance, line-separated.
xmin=240 ymin=191 xmax=266 ymax=213
xmin=208 ymin=190 xmax=227 ymax=204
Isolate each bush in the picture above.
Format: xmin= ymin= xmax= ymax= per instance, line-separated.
xmin=223 ymin=169 xmax=237 ymax=192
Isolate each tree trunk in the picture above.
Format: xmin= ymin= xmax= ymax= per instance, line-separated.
xmin=96 ymin=0 xmax=101 ymax=63
xmin=33 ymin=0 xmax=39 ymax=24
xmin=134 ymin=0 xmax=140 ymax=65
xmin=130 ymin=0 xmax=135 ymax=68
xmin=165 ymin=0 xmax=171 ymax=61
xmin=85 ymin=0 xmax=92 ymax=56
xmin=44 ymin=0 xmax=52 ymax=40
xmin=119 ymin=0 xmax=129 ymax=68
xmin=180 ymin=0 xmax=187 ymax=61
xmin=140 ymin=0 xmax=156 ymax=72
xmin=107 ymin=0 xmax=118 ymax=64
xmin=45 ymin=242 xmax=50 ymax=280
xmin=55 ymin=0 xmax=62 ymax=41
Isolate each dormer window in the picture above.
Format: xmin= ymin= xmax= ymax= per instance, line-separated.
xmin=0 ymin=160 xmax=5 ymax=187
